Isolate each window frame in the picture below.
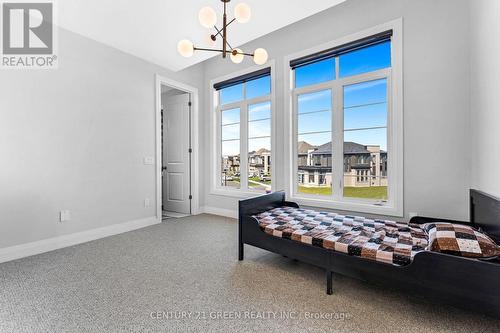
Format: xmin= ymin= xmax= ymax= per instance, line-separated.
xmin=211 ymin=61 xmax=276 ymax=198
xmin=284 ymin=19 xmax=403 ymax=216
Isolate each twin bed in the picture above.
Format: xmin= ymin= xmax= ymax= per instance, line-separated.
xmin=238 ymin=189 xmax=500 ymax=318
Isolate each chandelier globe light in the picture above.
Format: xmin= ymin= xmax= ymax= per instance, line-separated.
xmin=230 ymin=48 xmax=244 ymax=63
xmin=198 ymin=6 xmax=217 ymax=28
xmin=253 ymin=48 xmax=268 ymax=65
xmin=234 ymin=3 xmax=251 ymax=23
xmin=177 ymin=39 xmax=194 ymax=58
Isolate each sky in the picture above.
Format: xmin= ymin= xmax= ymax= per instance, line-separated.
xmin=221 ymin=101 xmax=271 ymax=156
xmin=220 ymin=41 xmax=391 ymax=156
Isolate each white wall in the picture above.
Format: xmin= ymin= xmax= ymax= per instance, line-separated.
xmin=199 ymin=0 xmax=472 ymax=221
xmin=0 ymin=0 xmax=485 ymax=253
xmin=470 ymin=0 xmax=500 ymax=198
xmin=0 ymin=28 xmax=204 ymax=249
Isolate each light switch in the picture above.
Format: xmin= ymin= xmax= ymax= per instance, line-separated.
xmin=60 ymin=210 xmax=71 ymax=222
xmin=143 ymin=156 xmax=154 ymax=165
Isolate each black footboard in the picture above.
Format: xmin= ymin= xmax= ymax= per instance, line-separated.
xmin=238 ymin=191 xmax=335 ymax=293
xmin=238 ymin=192 xmax=300 ymax=260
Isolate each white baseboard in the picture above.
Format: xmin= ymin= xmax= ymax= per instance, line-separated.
xmin=201 ymin=206 xmax=238 ymax=219
xmin=0 ymin=216 xmax=160 ymax=264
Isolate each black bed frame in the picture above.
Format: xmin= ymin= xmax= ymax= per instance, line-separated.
xmin=238 ymin=189 xmax=500 ymax=318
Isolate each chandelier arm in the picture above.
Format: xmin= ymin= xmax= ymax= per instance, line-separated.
xmin=193 ymin=47 xmax=253 ymax=57
xmin=213 ymin=25 xmax=223 ymax=37
xmin=230 ymin=49 xmax=254 ymax=56
xmin=228 ymin=50 xmax=253 ymax=56
xmin=194 ymin=47 xmax=225 ymax=53
xmin=225 ymin=18 xmax=236 ymax=28
xmin=213 ymin=25 xmax=233 ymax=50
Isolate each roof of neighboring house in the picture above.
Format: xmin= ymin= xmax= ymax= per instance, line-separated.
xmin=298 ymin=165 xmax=332 ymax=171
xmin=311 ymin=142 xmax=371 ymax=155
xmin=256 ymin=148 xmax=270 ymax=155
xmin=249 ymin=148 xmax=271 ymax=156
xmin=345 ymin=142 xmax=372 ymax=154
xmin=297 ymin=141 xmax=315 ymax=154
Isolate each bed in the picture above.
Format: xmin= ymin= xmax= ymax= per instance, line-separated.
xmin=238 ymin=189 xmax=500 ymax=318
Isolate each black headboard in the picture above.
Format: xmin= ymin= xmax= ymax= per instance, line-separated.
xmin=238 ymin=191 xmax=286 ymax=218
xmin=470 ymin=189 xmax=500 ymax=244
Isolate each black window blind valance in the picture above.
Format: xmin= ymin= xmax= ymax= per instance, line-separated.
xmin=213 ymin=67 xmax=271 ymax=91
xmin=290 ymin=30 xmax=393 ymax=70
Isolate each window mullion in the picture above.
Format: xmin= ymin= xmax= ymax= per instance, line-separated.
xmin=332 ymin=80 xmax=343 ymax=201
xmin=216 ymin=90 xmax=221 ymax=190
xmin=216 ymin=106 xmax=222 ymax=189
xmin=386 ymin=74 xmax=394 ymax=206
xmin=293 ymin=81 xmax=334 ymax=95
xmin=292 ymin=92 xmax=298 ymax=198
xmin=240 ymin=101 xmax=249 ymax=191
xmin=220 ymin=101 xmax=244 ymax=111
xmin=335 ymin=56 xmax=340 ymax=78
xmin=338 ymin=68 xmax=391 ymax=86
xmin=245 ymin=94 xmax=271 ymax=105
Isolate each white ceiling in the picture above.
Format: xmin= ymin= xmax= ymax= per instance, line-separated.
xmin=58 ymin=0 xmax=346 ymax=72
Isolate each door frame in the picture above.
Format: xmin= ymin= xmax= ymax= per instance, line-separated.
xmin=155 ymin=74 xmax=200 ymax=220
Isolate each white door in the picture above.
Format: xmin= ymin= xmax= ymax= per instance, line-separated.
xmin=162 ymin=93 xmax=191 ymax=214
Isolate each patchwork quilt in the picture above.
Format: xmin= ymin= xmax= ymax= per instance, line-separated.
xmin=254 ymin=206 xmax=429 ymax=266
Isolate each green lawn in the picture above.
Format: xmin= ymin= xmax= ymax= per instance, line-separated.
xmin=223 ymin=177 xmax=272 ymax=189
xmin=345 ymin=186 xmax=387 ymax=199
xmin=248 ymin=177 xmax=271 ymax=189
xmin=298 ymin=186 xmax=332 ymax=196
xmin=249 ymin=176 xmax=271 ymax=185
xmin=298 ymin=186 xmax=387 ymax=200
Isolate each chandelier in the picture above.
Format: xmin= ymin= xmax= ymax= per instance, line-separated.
xmin=177 ymin=0 xmax=268 ymax=65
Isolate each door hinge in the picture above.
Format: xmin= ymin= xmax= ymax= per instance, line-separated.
xmin=188 ymin=148 xmax=193 ymax=153
xmin=189 ymin=195 xmax=193 ymax=200
xmin=188 ymin=101 xmax=192 ymax=107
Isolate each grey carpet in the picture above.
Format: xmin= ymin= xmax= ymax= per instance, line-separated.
xmin=1 ymin=214 xmax=499 ymax=333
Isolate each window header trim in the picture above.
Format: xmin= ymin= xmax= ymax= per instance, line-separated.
xmin=290 ymin=30 xmax=392 ymax=70
xmin=213 ymin=67 xmax=271 ymax=91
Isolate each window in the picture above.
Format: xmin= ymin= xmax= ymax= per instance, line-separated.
xmin=344 ymin=78 xmax=388 ymax=200
xmin=248 ymin=101 xmax=271 ymax=191
xmin=288 ymin=23 xmax=402 ymax=216
xmin=339 ymin=41 xmax=391 ymax=78
xmin=220 ymin=84 xmax=243 ymax=105
xmin=295 ymin=58 xmax=335 ymax=88
xmin=309 ymin=174 xmax=315 ymax=184
xmin=221 ymin=108 xmax=240 ymax=189
xmin=214 ymin=68 xmax=272 ymax=194
xmin=297 ymin=89 xmax=332 ymax=196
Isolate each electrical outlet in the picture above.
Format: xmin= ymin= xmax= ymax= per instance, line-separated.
xmin=144 ymin=198 xmax=151 ymax=208
xmin=60 ymin=210 xmax=71 ymax=222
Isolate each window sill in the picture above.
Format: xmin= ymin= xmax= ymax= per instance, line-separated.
xmin=210 ymin=188 xmax=269 ymax=199
xmin=290 ymin=195 xmax=403 ymax=218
